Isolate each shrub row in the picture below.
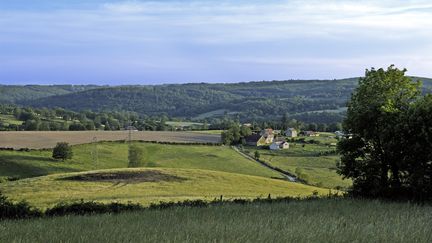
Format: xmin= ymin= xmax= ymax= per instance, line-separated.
xmin=0 ymin=192 xmax=339 ymax=220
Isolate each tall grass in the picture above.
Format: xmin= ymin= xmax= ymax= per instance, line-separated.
xmin=1 ymin=199 xmax=431 ymax=242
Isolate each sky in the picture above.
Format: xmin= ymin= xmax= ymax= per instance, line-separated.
xmin=0 ymin=0 xmax=431 ymax=85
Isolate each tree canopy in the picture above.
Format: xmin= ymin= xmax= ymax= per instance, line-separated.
xmin=338 ymin=66 xmax=432 ymax=200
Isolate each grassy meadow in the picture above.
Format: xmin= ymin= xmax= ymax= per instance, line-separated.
xmin=0 ymin=142 xmax=281 ymax=180
xmin=0 ymin=142 xmax=333 ymax=209
xmin=0 ymin=168 xmax=328 ymax=209
xmin=243 ymin=133 xmax=351 ymax=189
xmin=1 ymin=199 xmax=431 ymax=242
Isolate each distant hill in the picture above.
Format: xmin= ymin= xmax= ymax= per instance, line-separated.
xmin=0 ymin=85 xmax=101 ymax=103
xmin=4 ymin=77 xmax=431 ymax=123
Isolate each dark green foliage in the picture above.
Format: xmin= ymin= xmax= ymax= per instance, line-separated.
xmin=128 ymin=145 xmax=144 ymax=168
xmin=254 ymin=151 xmax=260 ymax=160
xmin=11 ymin=79 xmax=375 ymax=123
xmin=338 ymin=66 xmax=432 ymax=200
xmin=0 ymin=85 xmax=100 ymax=104
xmin=45 ymin=201 xmax=143 ymax=217
xmin=0 ymin=192 xmax=42 ymax=219
xmin=52 ymin=142 xmax=73 ymax=161
xmin=2 ymin=195 xmax=339 ymax=220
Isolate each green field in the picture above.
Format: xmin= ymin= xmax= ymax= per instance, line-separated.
xmin=0 ymin=114 xmax=23 ymax=126
xmin=190 ymin=130 xmax=223 ymax=135
xmin=0 ymin=168 xmax=328 ymax=209
xmin=0 ymin=142 xmax=281 ymax=180
xmin=1 ymin=199 xmax=431 ymax=242
xmin=166 ymin=121 xmax=204 ymax=127
xmin=243 ymin=133 xmax=351 ymax=189
xmin=0 ymin=142 xmax=333 ymax=208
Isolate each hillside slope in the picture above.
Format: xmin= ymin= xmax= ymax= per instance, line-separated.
xmin=7 ymin=77 xmax=432 ymax=122
xmin=0 ymin=168 xmax=327 ymax=208
xmin=0 ymin=85 xmax=100 ymax=103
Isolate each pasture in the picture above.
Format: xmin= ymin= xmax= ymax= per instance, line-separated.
xmin=0 ymin=142 xmax=281 ymax=179
xmin=1 ymin=199 xmax=431 ymax=242
xmin=0 ymin=131 xmax=220 ymax=149
xmin=243 ymin=133 xmax=351 ymax=189
xmin=0 ymin=168 xmax=328 ymax=209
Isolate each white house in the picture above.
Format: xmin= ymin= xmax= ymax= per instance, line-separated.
xmin=285 ymin=128 xmax=298 ymax=138
xmin=269 ymin=142 xmax=280 ymax=150
xmin=269 ymin=141 xmax=290 ymax=150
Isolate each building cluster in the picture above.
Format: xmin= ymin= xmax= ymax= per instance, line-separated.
xmin=244 ymin=127 xmax=322 ymax=150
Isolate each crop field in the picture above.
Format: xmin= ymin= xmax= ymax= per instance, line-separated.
xmin=0 ymin=142 xmax=281 ymax=180
xmin=0 ymin=131 xmax=220 ymax=149
xmin=1 ymin=199 xmax=431 ymax=242
xmin=0 ymin=168 xmax=328 ymax=209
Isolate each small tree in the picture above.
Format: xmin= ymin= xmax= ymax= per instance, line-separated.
xmin=128 ymin=144 xmax=144 ymax=168
xmin=254 ymin=150 xmax=260 ymax=160
xmin=52 ymin=142 xmax=73 ymax=161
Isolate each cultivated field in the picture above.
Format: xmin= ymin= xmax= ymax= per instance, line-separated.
xmin=1 ymin=199 xmax=431 ymax=242
xmin=0 ymin=131 xmax=220 ymax=149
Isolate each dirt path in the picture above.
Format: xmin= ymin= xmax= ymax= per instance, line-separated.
xmin=232 ymin=146 xmax=298 ymax=182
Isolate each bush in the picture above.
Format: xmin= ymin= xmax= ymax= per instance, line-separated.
xmin=52 ymin=142 xmax=73 ymax=161
xmin=0 ymin=192 xmax=42 ymax=220
xmin=45 ymin=200 xmax=143 ymax=217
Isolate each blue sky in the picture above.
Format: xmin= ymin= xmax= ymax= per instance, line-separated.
xmin=0 ymin=0 xmax=431 ymax=85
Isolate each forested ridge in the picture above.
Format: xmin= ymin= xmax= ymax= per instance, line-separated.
xmin=2 ymin=77 xmax=431 ymax=123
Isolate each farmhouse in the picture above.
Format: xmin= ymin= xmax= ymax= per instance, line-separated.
xmin=245 ymin=133 xmax=274 ymax=146
xmin=285 ymin=128 xmax=298 ymax=137
xmin=260 ymin=128 xmax=273 ymax=137
xmin=245 ymin=134 xmax=262 ymax=146
xmin=269 ymin=139 xmax=290 ymax=150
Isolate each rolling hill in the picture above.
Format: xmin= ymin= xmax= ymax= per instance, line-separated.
xmin=3 ymin=77 xmax=431 ymax=123
xmin=0 ymin=167 xmax=328 ymax=209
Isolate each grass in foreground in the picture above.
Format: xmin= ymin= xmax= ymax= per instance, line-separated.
xmin=1 ymin=199 xmax=431 ymax=242
xmin=0 ymin=142 xmax=281 ymax=180
xmin=0 ymin=168 xmax=327 ymax=209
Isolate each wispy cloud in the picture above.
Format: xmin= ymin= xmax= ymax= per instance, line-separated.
xmin=0 ymin=0 xmax=431 ymax=84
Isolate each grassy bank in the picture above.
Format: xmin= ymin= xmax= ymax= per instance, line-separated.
xmin=1 ymin=199 xmax=430 ymax=242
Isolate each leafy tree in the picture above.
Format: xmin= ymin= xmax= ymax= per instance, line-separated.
xmin=221 ymin=130 xmax=234 ymax=145
xmin=69 ymin=123 xmax=86 ymax=131
xmin=128 ymin=144 xmax=144 ymax=168
xmin=52 ymin=142 xmax=73 ymax=161
xmin=240 ymin=125 xmax=252 ymax=137
xmin=254 ymin=150 xmax=260 ymax=160
xmin=338 ymin=66 xmax=423 ymax=199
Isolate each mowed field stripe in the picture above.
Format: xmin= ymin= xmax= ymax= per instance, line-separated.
xmin=0 ymin=131 xmax=221 ymax=149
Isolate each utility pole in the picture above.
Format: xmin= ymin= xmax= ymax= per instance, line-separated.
xmin=92 ymin=136 xmax=98 ymax=168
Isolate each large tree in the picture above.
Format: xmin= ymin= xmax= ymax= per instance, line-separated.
xmin=338 ymin=65 xmax=424 ymax=199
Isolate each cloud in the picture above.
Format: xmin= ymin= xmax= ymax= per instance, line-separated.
xmin=0 ymin=0 xmax=431 ymax=83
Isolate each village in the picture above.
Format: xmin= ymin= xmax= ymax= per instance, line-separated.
xmin=243 ymin=127 xmax=344 ymax=150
